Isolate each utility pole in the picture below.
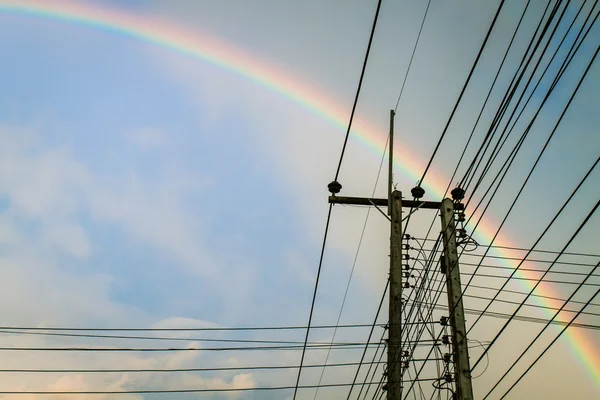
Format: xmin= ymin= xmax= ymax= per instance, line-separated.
xmin=326 ymin=110 xmax=470 ymax=399
xmin=440 ymin=197 xmax=474 ymax=400
xmin=387 ymin=110 xmax=402 ymax=400
xmin=388 ymin=189 xmax=402 ymax=399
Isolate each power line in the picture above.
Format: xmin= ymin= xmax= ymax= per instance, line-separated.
xmin=442 ymin=0 xmax=533 ymax=197
xmin=0 ymin=342 xmax=392 ymax=352
xmin=418 ymin=0 xmax=506 ymax=186
xmin=0 ymin=381 xmax=438 ymax=396
xmin=484 ymin=256 xmax=600 ymax=398
xmin=400 ymin=12 xmax=572 ymax=386
xmin=497 ymin=288 xmax=600 ymax=399
xmin=448 ymin=14 xmax=600 ymax=350
xmin=0 ymin=329 xmax=375 ymax=345
xmin=464 ymin=0 xmax=594 ymax=197
xmin=459 ymin=0 xmax=563 ymax=192
xmin=401 ymin=3 xmax=598 ymax=395
xmin=0 ymin=323 xmax=385 ymax=332
xmin=404 ymin=299 xmax=600 ymax=331
xmin=0 ymin=361 xmax=385 ymax=374
xmin=314 ymin=130 xmax=390 ymax=399
xmin=410 ymin=255 xmax=600 ymax=270
xmin=457 ymin=281 xmax=600 ymax=309
xmin=409 ymin=237 xmax=600 ymax=258
xmin=463 ymin=52 xmax=600 ymax=345
xmin=333 ymin=0 xmax=383 ymax=181
xmin=300 ymin=0 xmax=384 ymax=397
xmin=412 ymin=282 xmax=600 ymax=319
xmin=0 ymin=360 xmax=397 ymax=374
xmin=394 ymin=0 xmax=431 ymax=112
xmin=346 ymin=280 xmax=389 ymax=399
xmin=427 ymin=272 xmax=600 ymax=287
xmin=471 ymin=196 xmax=600 ymax=372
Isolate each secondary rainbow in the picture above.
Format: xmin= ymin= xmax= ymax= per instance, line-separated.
xmin=1 ymin=0 xmax=598 ymax=391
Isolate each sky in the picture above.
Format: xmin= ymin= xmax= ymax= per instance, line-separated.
xmin=0 ymin=0 xmax=598 ymax=399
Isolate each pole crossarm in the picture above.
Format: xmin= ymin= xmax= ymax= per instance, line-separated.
xmin=329 ymin=196 xmax=464 ymax=211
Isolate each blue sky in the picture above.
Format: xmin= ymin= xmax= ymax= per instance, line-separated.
xmin=0 ymin=0 xmax=598 ymax=399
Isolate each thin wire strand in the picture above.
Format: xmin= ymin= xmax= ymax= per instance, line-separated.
xmin=333 ymin=0 xmax=383 ymax=181
xmin=394 ymin=0 xmax=432 ymax=112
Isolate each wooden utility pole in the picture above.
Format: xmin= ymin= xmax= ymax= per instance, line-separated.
xmin=440 ymin=198 xmax=474 ymax=400
xmin=388 ymin=190 xmax=403 ymax=400
xmin=327 ymin=110 xmax=469 ymax=398
xmin=387 ymin=109 xmax=402 ymax=400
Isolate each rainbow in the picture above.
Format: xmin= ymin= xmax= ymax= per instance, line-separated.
xmin=1 ymin=0 xmax=598 ymax=393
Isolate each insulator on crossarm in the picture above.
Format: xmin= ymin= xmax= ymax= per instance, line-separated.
xmin=327 ymin=181 xmax=342 ymax=195
xmin=411 ymin=186 xmax=425 ymax=199
xmin=451 ymin=187 xmax=465 ymax=201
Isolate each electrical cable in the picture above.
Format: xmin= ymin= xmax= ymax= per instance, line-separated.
xmin=484 ymin=260 xmax=600 ymax=398
xmin=409 ymin=237 xmax=600 ymax=258
xmin=305 ymin=1 xmax=383 ymax=397
xmin=394 ymin=0 xmax=431 ymax=112
xmin=0 ymin=361 xmax=386 ymax=374
xmin=444 ymin=0 xmax=533 ymax=198
xmin=346 ymin=280 xmax=390 ymax=399
xmin=459 ymin=0 xmax=561 ymax=190
xmin=463 ymin=58 xmax=600 ymax=345
xmin=418 ymin=0 xmax=506 ymax=186
xmin=0 ymin=329 xmax=379 ymax=345
xmin=0 ymin=381 xmax=438 ymax=396
xmin=448 ymin=24 xmax=600 ymax=348
xmin=470 ymin=197 xmax=600 ymax=372
xmin=466 ymin=0 xmax=595 ymax=197
xmin=498 ymin=288 xmax=600 ymax=399
xmin=333 ymin=0 xmax=383 ymax=181
xmin=0 ymin=323 xmax=385 ymax=332
xmin=313 ymin=131 xmax=391 ymax=400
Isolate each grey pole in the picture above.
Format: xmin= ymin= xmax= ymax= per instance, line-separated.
xmin=440 ymin=198 xmax=474 ymax=400
xmin=388 ymin=190 xmax=403 ymax=400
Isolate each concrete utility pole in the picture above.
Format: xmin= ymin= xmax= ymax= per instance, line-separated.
xmin=440 ymin=198 xmax=474 ymax=400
